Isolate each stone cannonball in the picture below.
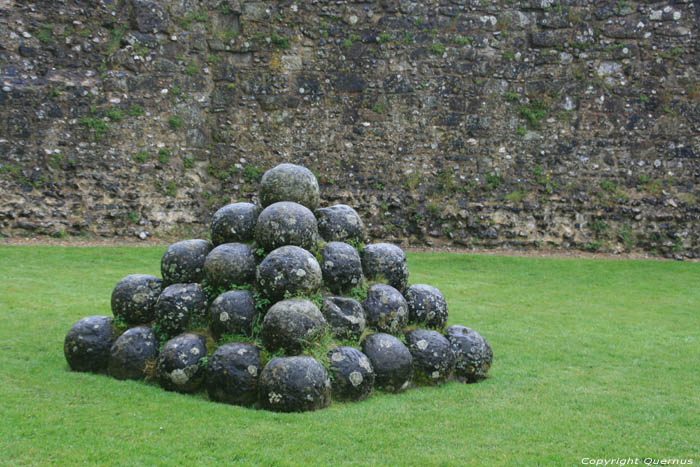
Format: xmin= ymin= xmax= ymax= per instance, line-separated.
xmin=445 ymin=325 xmax=493 ymax=383
xmin=362 ymin=284 xmax=408 ymax=334
xmin=64 ymin=316 xmax=114 ymax=372
xmin=405 ymin=329 xmax=455 ymax=385
xmin=361 ymin=333 xmax=413 ymax=393
xmin=256 ymin=246 xmax=322 ymax=302
xmin=316 ymin=204 xmax=365 ymax=243
xmin=321 ymin=296 xmax=366 ymax=340
xmin=154 ymin=283 xmax=208 ymax=338
xmin=110 ymin=274 xmax=163 ymax=325
xmin=258 ymin=356 xmax=331 ymax=412
xmin=261 ymin=298 xmax=327 ymax=355
xmin=259 ymin=163 xmax=320 ymax=211
xmin=320 ymin=242 xmax=364 ymax=293
xmin=405 ymin=284 xmax=449 ymax=329
xmin=108 ymin=326 xmax=158 ymax=380
xmin=157 ymin=333 xmax=207 ymax=393
xmin=206 ymin=342 xmax=261 ymax=406
xmin=210 ymin=202 xmax=260 ymax=246
xmin=255 ymin=201 xmax=319 ymax=252
xmin=203 ymin=243 xmax=256 ymax=290
xmin=361 ymin=243 xmax=409 ymax=292
xmin=161 ymin=239 xmax=213 ymax=285
xmin=208 ymin=290 xmax=258 ymax=340
xmin=328 ymin=346 xmax=375 ymax=402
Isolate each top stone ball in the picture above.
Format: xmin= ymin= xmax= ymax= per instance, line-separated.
xmin=259 ymin=163 xmax=320 ymax=211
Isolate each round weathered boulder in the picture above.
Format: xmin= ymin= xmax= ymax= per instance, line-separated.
xmin=446 ymin=325 xmax=493 ymax=383
xmin=316 ymin=204 xmax=365 ymax=242
xmin=64 ymin=316 xmax=114 ymax=372
xmin=110 ymin=274 xmax=163 ymax=325
xmin=203 ymin=243 xmax=256 ymax=290
xmin=261 ymin=299 xmax=327 ymax=355
xmin=259 ymin=163 xmax=320 ymax=211
xmin=321 ymin=296 xmax=366 ymax=340
xmin=328 ymin=346 xmax=375 ymax=401
xmin=157 ymin=333 xmax=207 ymax=393
xmin=362 ymin=284 xmax=408 ymax=334
xmin=258 ymin=356 xmax=330 ymax=412
xmin=256 ymin=246 xmax=322 ymax=302
xmin=108 ymin=326 xmax=158 ymax=380
xmin=210 ymin=202 xmax=260 ymax=246
xmin=255 ymin=201 xmax=319 ymax=252
xmin=206 ymin=342 xmax=261 ymax=406
xmin=405 ymin=329 xmax=455 ymax=385
xmin=320 ymin=242 xmax=364 ymax=293
xmin=361 ymin=243 xmax=409 ymax=292
xmin=208 ymin=290 xmax=258 ymax=340
xmin=405 ymin=284 xmax=449 ymax=329
xmin=154 ymin=283 xmax=208 ymax=338
xmin=361 ymin=333 xmax=413 ymax=393
xmin=161 ymin=239 xmax=212 ymax=285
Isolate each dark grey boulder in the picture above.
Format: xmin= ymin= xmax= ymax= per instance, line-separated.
xmin=258 ymin=356 xmax=331 ymax=412
xmin=206 ymin=342 xmax=261 ymax=406
xmin=255 ymin=201 xmax=319 ymax=252
xmin=446 ymin=325 xmax=493 ymax=383
xmin=108 ymin=326 xmax=158 ymax=380
xmin=259 ymin=163 xmax=320 ymax=211
xmin=362 ymin=284 xmax=408 ymax=334
xmin=64 ymin=316 xmax=114 ymax=372
xmin=321 ymin=242 xmax=364 ymax=293
xmin=261 ymin=299 xmax=327 ymax=355
xmin=256 ymin=246 xmax=322 ymax=302
xmin=203 ymin=243 xmax=256 ymax=290
xmin=208 ymin=290 xmax=258 ymax=340
xmin=210 ymin=202 xmax=260 ymax=246
xmin=316 ymin=204 xmax=365 ymax=243
xmin=405 ymin=329 xmax=455 ymax=385
xmin=161 ymin=239 xmax=212 ymax=285
xmin=361 ymin=333 xmax=413 ymax=393
xmin=110 ymin=274 xmax=163 ymax=325
xmin=328 ymin=346 xmax=374 ymax=401
xmin=156 ymin=333 xmax=207 ymax=393
xmin=405 ymin=284 xmax=449 ymax=329
xmin=361 ymin=243 xmax=409 ymax=292
xmin=154 ymin=283 xmax=208 ymax=338
xmin=321 ymin=296 xmax=366 ymax=340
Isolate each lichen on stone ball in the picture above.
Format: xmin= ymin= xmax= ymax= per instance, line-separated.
xmin=259 ymin=163 xmax=320 ymax=211
xmin=209 ymin=202 xmax=260 ymax=246
xmin=160 ymin=239 xmax=213 ymax=285
xmin=255 ymin=201 xmax=319 ymax=252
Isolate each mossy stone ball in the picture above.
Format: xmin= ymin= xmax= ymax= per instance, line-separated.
xmin=259 ymin=163 xmax=320 ymax=211
xmin=64 ymin=316 xmax=114 ymax=372
xmin=258 ymin=356 xmax=331 ymax=412
xmin=210 ymin=202 xmax=260 ymax=246
xmin=154 ymin=283 xmax=208 ymax=338
xmin=156 ymin=333 xmax=207 ymax=393
xmin=203 ymin=243 xmax=256 ymax=290
xmin=110 ymin=274 xmax=163 ymax=325
xmin=255 ymin=201 xmax=319 ymax=252
xmin=446 ymin=325 xmax=493 ymax=383
xmin=328 ymin=346 xmax=375 ymax=402
xmin=361 ymin=243 xmax=409 ymax=293
xmin=316 ymin=204 xmax=365 ymax=243
xmin=361 ymin=333 xmax=413 ymax=393
xmin=206 ymin=342 xmax=261 ymax=406
xmin=362 ymin=283 xmax=409 ymax=334
xmin=320 ymin=241 xmax=363 ymax=294
xmin=208 ymin=290 xmax=258 ymax=340
xmin=261 ymin=298 xmax=327 ymax=355
xmin=160 ymin=239 xmax=212 ymax=285
xmin=405 ymin=329 xmax=455 ymax=385
xmin=108 ymin=326 xmax=159 ymax=380
xmin=405 ymin=284 xmax=449 ymax=329
xmin=256 ymin=246 xmax=322 ymax=302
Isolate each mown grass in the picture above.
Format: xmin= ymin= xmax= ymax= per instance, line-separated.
xmin=0 ymin=246 xmax=698 ymax=465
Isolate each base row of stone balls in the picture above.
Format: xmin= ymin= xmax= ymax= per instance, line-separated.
xmin=64 ymin=313 xmax=493 ymax=412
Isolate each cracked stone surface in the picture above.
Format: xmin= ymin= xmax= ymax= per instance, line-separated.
xmin=321 ymin=296 xmax=366 ymax=340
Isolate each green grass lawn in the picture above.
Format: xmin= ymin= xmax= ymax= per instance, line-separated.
xmin=1 ymin=246 xmax=698 ymax=465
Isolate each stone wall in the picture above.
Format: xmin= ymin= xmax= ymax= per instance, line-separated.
xmin=0 ymin=0 xmax=698 ymax=258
